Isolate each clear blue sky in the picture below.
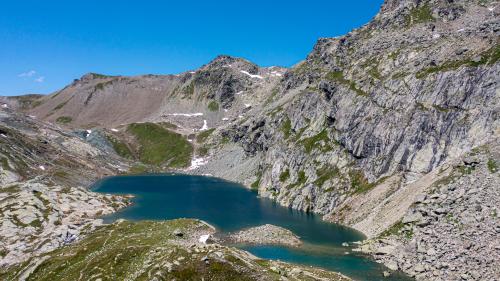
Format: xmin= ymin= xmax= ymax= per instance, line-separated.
xmin=0 ymin=0 xmax=383 ymax=96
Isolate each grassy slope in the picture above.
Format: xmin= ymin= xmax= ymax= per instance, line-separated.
xmin=126 ymin=123 xmax=193 ymax=168
xmin=1 ymin=219 xmax=350 ymax=281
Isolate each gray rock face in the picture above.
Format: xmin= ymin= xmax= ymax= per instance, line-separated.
xmin=366 ymin=146 xmax=500 ymax=280
xmin=218 ymin=0 xmax=499 ymax=217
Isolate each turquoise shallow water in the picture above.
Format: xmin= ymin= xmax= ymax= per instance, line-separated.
xmin=93 ymin=174 xmax=412 ymax=281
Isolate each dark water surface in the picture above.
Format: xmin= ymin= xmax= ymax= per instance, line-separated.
xmin=93 ymin=174 xmax=412 ymax=281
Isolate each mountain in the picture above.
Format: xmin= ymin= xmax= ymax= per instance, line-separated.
xmin=1 ymin=0 xmax=499 ymax=280
xmin=11 ymin=56 xmax=284 ymax=130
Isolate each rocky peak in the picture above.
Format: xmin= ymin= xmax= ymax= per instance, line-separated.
xmin=374 ymin=0 xmax=476 ymax=29
xmin=202 ymin=55 xmax=259 ymax=74
xmin=79 ymin=72 xmax=114 ymax=81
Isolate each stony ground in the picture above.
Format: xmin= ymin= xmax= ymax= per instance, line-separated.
xmin=354 ymin=144 xmax=500 ymax=280
xmin=0 ymin=108 xmax=130 ymax=267
xmin=226 ymin=224 xmax=302 ymax=247
xmin=0 ymin=180 xmax=128 ymax=267
xmin=0 ymin=219 xmax=350 ymax=281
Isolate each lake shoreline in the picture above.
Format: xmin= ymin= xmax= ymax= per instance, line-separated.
xmin=92 ymin=173 xmax=414 ymax=281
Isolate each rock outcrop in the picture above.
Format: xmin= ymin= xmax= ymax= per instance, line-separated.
xmin=0 ymin=219 xmax=350 ymax=281
xmin=226 ymin=224 xmax=302 ymax=247
xmin=355 ymin=143 xmax=500 ymax=280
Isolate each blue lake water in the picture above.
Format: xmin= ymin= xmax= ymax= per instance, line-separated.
xmin=92 ymin=174 xmax=412 ymax=281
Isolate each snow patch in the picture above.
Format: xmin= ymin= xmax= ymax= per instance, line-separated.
xmin=168 ymin=113 xmax=203 ymax=117
xmin=189 ymin=157 xmax=207 ymax=170
xmin=200 ymin=120 xmax=209 ymax=131
xmin=198 ymin=234 xmax=210 ymax=244
xmin=222 ymin=118 xmax=229 ymax=121
xmin=0 ymin=134 xmax=7 ymax=138
xmin=270 ymin=71 xmax=283 ymax=77
xmin=28 ymin=115 xmax=36 ymax=119
xmin=111 ymin=128 xmax=119 ymax=132
xmin=1 ymin=104 xmax=7 ymax=108
xmin=38 ymin=165 xmax=46 ymax=171
xmin=244 ymin=103 xmax=251 ymax=108
xmin=240 ymin=70 xmax=263 ymax=79
xmin=189 ymin=71 xmax=196 ymax=74
xmin=235 ymin=91 xmax=244 ymax=95
xmin=238 ymin=115 xmax=244 ymax=119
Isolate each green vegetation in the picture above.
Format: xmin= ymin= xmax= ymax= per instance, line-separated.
xmin=297 ymin=171 xmax=307 ymax=185
xmin=90 ymin=73 xmax=112 ymax=79
xmin=183 ymin=82 xmax=195 ymax=97
xmin=1 ymin=157 xmax=11 ymax=171
xmin=281 ymin=117 xmax=292 ymax=139
xmin=1 ymin=218 xmax=347 ymax=281
xmin=388 ymin=49 xmax=401 ymax=61
xmin=325 ymin=71 xmax=344 ymax=81
xmin=288 ymin=170 xmax=308 ymax=189
xmin=487 ymin=159 xmax=498 ymax=173
xmin=220 ymin=136 xmax=230 ymax=145
xmin=128 ymin=164 xmax=149 ymax=174
xmin=55 ymin=116 xmax=72 ymax=124
xmin=127 ymin=123 xmax=193 ymax=168
xmin=349 ymin=170 xmax=374 ymax=194
xmin=197 ymin=145 xmax=209 ymax=157
xmin=106 ymin=136 xmax=133 ymax=159
xmin=405 ymin=4 xmax=434 ymax=26
xmin=0 ymin=220 xmax=249 ymax=281
xmin=250 ymin=171 xmax=263 ymax=190
xmin=267 ymin=105 xmax=283 ymax=118
xmin=279 ymin=169 xmax=290 ymax=182
xmin=207 ymin=100 xmax=219 ymax=111
xmin=368 ymin=67 xmax=382 ymax=80
xmin=432 ymin=105 xmax=450 ymax=113
xmin=264 ymin=88 xmax=280 ymax=105
xmin=458 ymin=164 xmax=475 ymax=175
xmin=314 ymin=165 xmax=340 ymax=187
xmin=161 ymin=122 xmax=178 ymax=130
xmin=379 ymin=220 xmax=413 ymax=239
xmin=196 ymin=128 xmax=215 ymax=143
xmin=416 ymin=45 xmax=500 ymax=78
xmin=12 ymin=94 xmax=44 ymax=109
xmin=1 ymin=185 xmax=19 ymax=194
xmin=94 ymin=79 xmax=117 ymax=91
xmin=52 ymin=100 xmax=69 ymax=111
xmin=31 ymin=100 xmax=43 ymax=108
xmin=362 ymin=57 xmax=382 ymax=80
xmin=301 ymin=130 xmax=333 ymax=153
xmin=325 ymin=71 xmax=368 ymax=97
